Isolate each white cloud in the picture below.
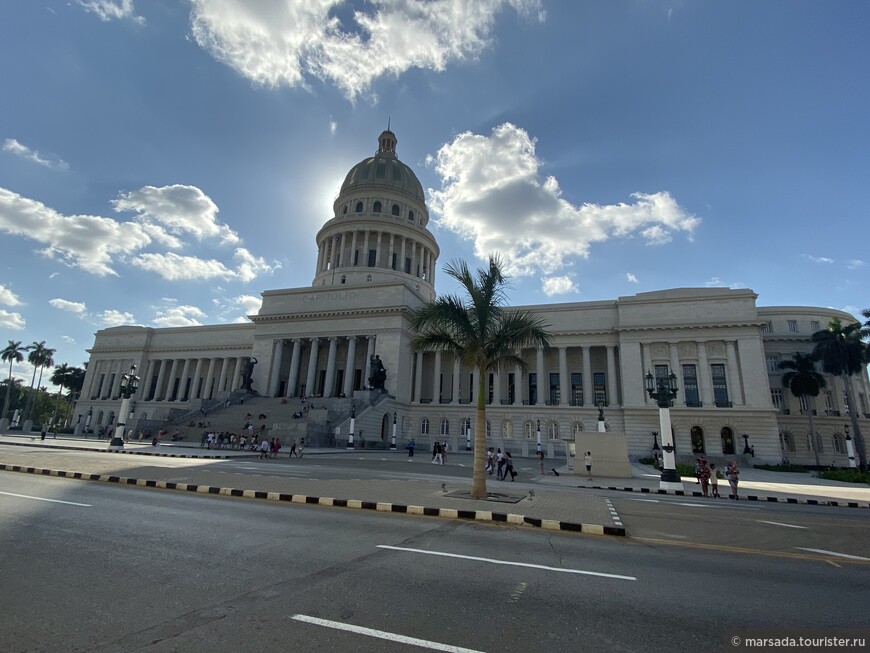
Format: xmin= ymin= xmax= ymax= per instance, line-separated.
xmin=704 ymin=277 xmax=745 ymax=290
xmin=49 ymin=298 xmax=87 ymax=314
xmin=234 ymin=247 xmax=280 ymax=282
xmin=151 ymin=304 xmax=207 ymax=328
xmin=112 ymin=184 xmax=240 ymax=245
xmin=0 ymin=283 xmax=22 ymax=306
xmin=806 ymin=255 xmax=834 ymax=264
xmin=76 ymin=0 xmax=144 ymax=24
xmin=130 ymin=252 xmax=235 ymax=281
xmin=61 ymin=335 xmax=76 ymax=344
xmin=329 ymin=119 xmax=338 ymax=135
xmin=846 ymin=259 xmax=865 ymax=270
xmin=97 ymin=309 xmax=135 ymax=327
xmin=189 ymin=0 xmax=543 ymax=99
xmin=0 ymin=309 xmax=25 ymax=330
xmin=3 ymin=138 xmax=69 ymax=171
xmin=427 ymin=123 xmax=699 ymax=278
xmin=626 ymin=273 xmax=639 ymax=284
xmin=541 ymin=276 xmax=577 ymax=296
xmin=233 ymin=294 xmax=263 ymax=314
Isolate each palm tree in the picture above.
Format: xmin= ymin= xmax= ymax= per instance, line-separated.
xmin=49 ymin=363 xmax=73 ymax=431
xmin=2 ymin=340 xmax=29 ymax=421
xmin=410 ymin=257 xmax=552 ymax=498
xmin=779 ymin=352 xmax=826 ymax=467
xmin=63 ymin=366 xmax=87 ymax=427
xmin=23 ymin=341 xmax=56 ymax=423
xmin=812 ymin=318 xmax=867 ymax=468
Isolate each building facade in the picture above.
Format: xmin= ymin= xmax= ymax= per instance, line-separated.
xmin=75 ymin=130 xmax=869 ymax=466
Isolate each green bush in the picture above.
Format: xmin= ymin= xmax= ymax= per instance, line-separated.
xmin=638 ymin=456 xmax=656 ymax=466
xmin=818 ymin=469 xmax=870 ymax=486
xmin=753 ymin=464 xmax=809 ymax=473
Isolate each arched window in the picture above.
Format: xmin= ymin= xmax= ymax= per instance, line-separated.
xmin=486 ymin=420 xmax=491 ymax=437
xmin=366 ymin=274 xmax=372 ymax=282
xmin=691 ymin=426 xmax=705 ymax=453
xmin=524 ymin=421 xmax=534 ymax=439
xmin=780 ymin=430 xmax=796 ymax=452
xmin=408 ymin=210 xmax=414 ymax=221
xmin=502 ymin=420 xmax=513 ymax=439
xmin=355 ymin=201 xmax=364 ymax=212
xmin=547 ymin=420 xmax=560 ymax=440
xmin=572 ymin=421 xmax=584 ymax=436
xmin=720 ymin=427 xmax=735 ymax=454
xmin=420 ymin=418 xmax=429 ymax=435
xmin=832 ymin=433 xmax=845 ymax=454
xmin=391 ymin=204 xmax=400 ymax=216
xmin=340 ymin=275 xmax=346 ymax=284
xmin=373 ymin=201 xmax=382 ymax=213
xmin=342 ymin=205 xmax=348 ymax=215
xmin=440 ymin=419 xmax=450 ymax=435
xmin=461 ymin=418 xmax=471 ymax=435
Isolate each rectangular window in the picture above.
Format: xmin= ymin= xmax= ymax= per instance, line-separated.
xmin=761 ymin=321 xmax=773 ymax=333
xmin=488 ymin=373 xmax=494 ymax=403
xmin=766 ymin=356 xmax=780 ymax=373
xmin=508 ymin=372 xmax=515 ymax=404
xmin=353 ymin=249 xmax=359 ymax=266
xmin=468 ymin=373 xmax=474 ymax=403
xmin=860 ymin=393 xmax=867 ymax=414
xmin=593 ymin=372 xmax=607 ymax=406
xmin=391 ymin=253 xmax=397 ymax=270
xmin=787 ymin=320 xmax=798 ymax=333
xmin=711 ymin=363 xmax=729 ymax=406
xmin=654 ymin=364 xmax=669 ymax=383
xmin=810 ymin=320 xmax=820 ymax=333
xmin=549 ymin=372 xmax=559 ymax=405
xmin=570 ymin=372 xmax=583 ymax=406
xmin=528 ymin=373 xmax=537 ymax=405
xmin=799 ymin=395 xmax=810 ymax=413
xmin=825 ymin=391 xmax=834 ymax=412
xmin=683 ymin=364 xmax=700 ymax=407
xmin=368 ymin=249 xmax=376 ymax=266
xmin=771 ymin=389 xmax=784 ymax=411
xmin=404 ymin=257 xmax=411 ymax=274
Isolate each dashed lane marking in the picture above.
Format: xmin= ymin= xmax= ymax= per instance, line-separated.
xmin=0 ymin=490 xmax=92 ymax=507
xmin=757 ymin=520 xmax=808 ymax=529
xmin=795 ymin=548 xmax=870 ymax=561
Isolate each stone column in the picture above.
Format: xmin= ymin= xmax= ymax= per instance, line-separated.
xmin=150 ymin=360 xmax=167 ymax=401
xmin=232 ymin=356 xmax=244 ymax=390
xmin=433 ymin=351 xmax=442 ymax=404
xmin=177 ymin=358 xmax=191 ymax=401
xmin=287 ymin=340 xmax=302 ymax=397
xmin=413 ymin=351 xmax=423 ymax=403
xmin=725 ymin=341 xmax=743 ymax=405
xmin=582 ymin=346 xmax=593 ymax=406
xmin=365 ymin=336 xmax=376 ymax=379
xmin=269 ymin=340 xmax=284 ymax=397
xmin=165 ymin=358 xmax=180 ymax=401
xmin=559 ymin=346 xmax=569 ymax=406
xmin=606 ymin=346 xmax=618 ymax=406
xmin=324 ymin=337 xmax=338 ymax=397
xmin=451 ymin=356 xmax=461 ymax=405
xmin=400 ymin=237 xmax=407 ymax=273
xmin=190 ymin=358 xmax=204 ymax=400
xmin=641 ymin=343 xmax=653 ymax=405
xmin=349 ymin=231 xmax=358 ymax=266
xmin=697 ymin=342 xmax=713 ymax=406
xmin=203 ymin=358 xmax=217 ymax=401
xmin=363 ymin=231 xmax=370 ymax=266
xmin=342 ymin=337 xmax=357 ymax=397
xmin=387 ymin=233 xmax=395 ymax=269
xmin=513 ymin=355 xmax=522 ymax=406
xmin=492 ymin=364 xmax=501 ymax=405
xmin=215 ymin=357 xmax=229 ymax=395
xmin=83 ymin=360 xmax=100 ymax=400
xmin=669 ymin=343 xmax=684 ymax=406
xmin=305 ymin=338 xmax=320 ymax=396
xmin=375 ymin=232 xmax=383 ymax=266
xmin=110 ymin=360 xmax=124 ymax=399
xmin=535 ymin=347 xmax=545 ymax=406
xmin=410 ymin=242 xmax=417 ymax=277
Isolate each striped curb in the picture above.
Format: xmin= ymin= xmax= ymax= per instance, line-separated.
xmin=575 ymin=484 xmax=870 ymax=509
xmin=0 ymin=440 xmax=246 ymax=460
xmin=0 ymin=463 xmax=625 ymax=537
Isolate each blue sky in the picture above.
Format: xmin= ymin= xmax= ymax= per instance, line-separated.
xmin=1 ymin=0 xmax=868 ymax=386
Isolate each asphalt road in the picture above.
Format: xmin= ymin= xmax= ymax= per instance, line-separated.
xmin=1 ymin=471 xmax=868 ymax=653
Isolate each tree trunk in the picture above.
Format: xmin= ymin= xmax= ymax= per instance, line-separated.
xmin=807 ymin=404 xmax=821 ymax=468
xmin=471 ymin=369 xmax=488 ymax=499
xmin=843 ymin=375 xmax=866 ymax=468
xmin=1 ymin=362 xmax=13 ymax=420
xmin=22 ymin=367 xmax=38 ymax=422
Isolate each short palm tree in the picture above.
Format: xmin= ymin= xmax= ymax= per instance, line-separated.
xmin=23 ymin=341 xmax=56 ymax=423
xmin=812 ymin=318 xmax=867 ymax=467
xmin=2 ymin=340 xmax=29 ymax=421
xmin=779 ymin=352 xmax=826 ymax=468
xmin=49 ymin=363 xmax=73 ymax=430
xmin=410 ymin=257 xmax=552 ymax=498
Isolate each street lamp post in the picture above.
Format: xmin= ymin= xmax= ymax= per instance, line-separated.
xmin=845 ymin=424 xmax=857 ymax=469
xmin=346 ymin=405 xmax=355 ymax=449
xmin=465 ymin=419 xmax=472 ymax=451
xmin=645 ymin=371 xmax=682 ymax=490
xmin=536 ymin=419 xmax=542 ymax=453
xmin=390 ymin=411 xmax=397 ymax=450
xmin=110 ymin=364 xmax=139 ymax=447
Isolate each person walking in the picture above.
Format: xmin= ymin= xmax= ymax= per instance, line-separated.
xmin=485 ymin=447 xmax=495 ymax=475
xmin=496 ymin=448 xmax=505 ymax=479
xmin=298 ymin=437 xmax=304 ymax=458
xmin=709 ymin=463 xmax=721 ymax=498
xmin=537 ymin=450 xmax=545 ymax=475
xmin=503 ymin=451 xmax=516 ymax=481
xmin=258 ymin=438 xmax=270 ymax=459
xmin=407 ymin=438 xmax=416 ymax=461
xmin=289 ymin=437 xmax=298 ymax=458
xmin=272 ymin=437 xmax=281 ymax=459
xmin=698 ymin=459 xmax=711 ymax=497
xmin=584 ymin=451 xmax=594 ymax=480
xmin=726 ymin=460 xmax=740 ymax=499
xmin=432 ymin=441 xmax=443 ymax=465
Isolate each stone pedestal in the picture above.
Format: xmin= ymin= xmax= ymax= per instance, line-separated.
xmin=573 ymin=431 xmax=632 ymax=478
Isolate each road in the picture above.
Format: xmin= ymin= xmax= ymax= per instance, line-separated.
xmin=1 ymin=468 xmax=868 ymax=652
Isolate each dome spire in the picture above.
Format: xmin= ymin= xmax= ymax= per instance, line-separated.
xmin=378 ymin=126 xmax=396 ymax=155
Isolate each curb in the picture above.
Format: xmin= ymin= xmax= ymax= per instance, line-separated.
xmin=575 ymin=484 xmax=870 ymax=509
xmin=0 ymin=463 xmax=625 ymax=537
xmin=0 ymin=440 xmax=244 ymax=460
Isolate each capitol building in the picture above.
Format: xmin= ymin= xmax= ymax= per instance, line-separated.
xmin=75 ymin=130 xmax=869 ymax=467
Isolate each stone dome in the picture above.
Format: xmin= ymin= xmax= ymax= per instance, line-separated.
xmin=339 ymin=130 xmax=425 ymax=202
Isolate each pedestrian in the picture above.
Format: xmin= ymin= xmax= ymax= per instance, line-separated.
xmin=298 ymin=437 xmax=304 ymax=458
xmin=441 ymin=440 xmax=448 ymax=463
xmin=485 ymin=447 xmax=495 ymax=475
xmin=258 ymin=438 xmax=270 ymax=459
xmin=584 ymin=451 xmax=593 ymax=480
xmin=496 ymin=448 xmax=505 ymax=479
xmin=137 ymin=430 xmax=144 ymax=442
xmin=503 ymin=451 xmax=516 ymax=481
xmin=432 ymin=441 xmax=443 ymax=465
xmin=40 ymin=428 xmax=46 ymax=441
xmin=709 ymin=463 xmax=721 ymax=498
xmin=272 ymin=437 xmax=281 ymax=458
xmin=289 ymin=437 xmax=298 ymax=458
xmin=698 ymin=459 xmax=711 ymax=497
xmin=726 ymin=460 xmax=740 ymax=500
xmin=407 ymin=437 xmax=415 ymax=461
xmin=431 ymin=441 xmax=439 ymax=463
xmin=537 ymin=449 xmax=545 ymax=475
xmin=694 ymin=457 xmax=702 ymax=485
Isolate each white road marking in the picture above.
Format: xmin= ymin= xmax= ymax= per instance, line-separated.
xmin=795 ymin=548 xmax=870 ymax=561
xmin=0 ymin=491 xmax=92 ymax=507
xmin=292 ymin=614 xmax=484 ymax=652
xmin=629 ymin=498 xmax=661 ymax=503
xmin=377 ymin=545 xmax=636 ymax=581
xmin=757 ymin=520 xmax=808 ymax=530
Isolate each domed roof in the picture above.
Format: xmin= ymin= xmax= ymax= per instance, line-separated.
xmin=339 ymin=130 xmax=425 ymax=202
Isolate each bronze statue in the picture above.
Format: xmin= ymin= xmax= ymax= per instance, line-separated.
xmin=241 ymin=357 xmax=258 ymax=393
xmin=368 ymin=354 xmax=387 ymax=391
